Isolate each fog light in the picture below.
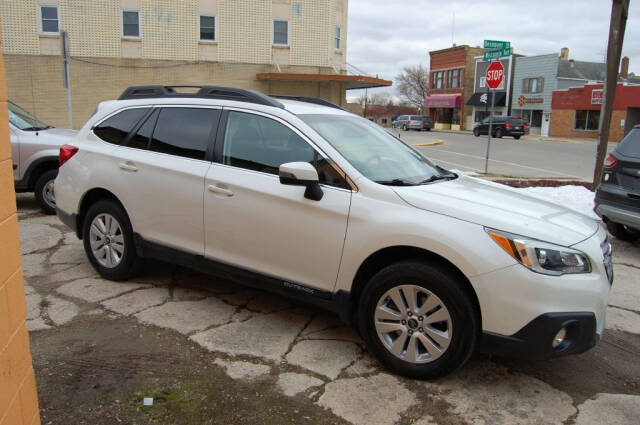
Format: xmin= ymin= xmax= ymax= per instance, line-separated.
xmin=552 ymin=328 xmax=567 ymax=348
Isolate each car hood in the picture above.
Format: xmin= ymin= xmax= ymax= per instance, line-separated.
xmin=392 ymin=176 xmax=599 ymax=247
xmin=40 ymin=127 xmax=78 ymax=140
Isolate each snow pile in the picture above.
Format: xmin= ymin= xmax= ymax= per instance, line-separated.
xmin=513 ymin=185 xmax=599 ymax=220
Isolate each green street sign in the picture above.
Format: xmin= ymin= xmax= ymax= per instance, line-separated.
xmin=483 ymin=47 xmax=510 ymax=61
xmin=484 ymin=39 xmax=510 ymax=50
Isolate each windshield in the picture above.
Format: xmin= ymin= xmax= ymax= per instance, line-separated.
xmin=300 ymin=114 xmax=453 ymax=185
xmin=8 ymin=102 xmax=51 ymax=131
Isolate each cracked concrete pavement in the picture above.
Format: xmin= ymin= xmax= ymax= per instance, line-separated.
xmin=16 ymin=193 xmax=640 ymax=425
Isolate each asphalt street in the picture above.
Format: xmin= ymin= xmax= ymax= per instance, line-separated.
xmin=395 ymin=129 xmax=616 ymax=180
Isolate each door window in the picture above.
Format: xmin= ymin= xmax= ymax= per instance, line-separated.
xmin=127 ymin=109 xmax=158 ymax=150
xmin=148 ymin=108 xmax=219 ymax=160
xmin=222 ymin=111 xmax=349 ymax=189
xmin=94 ymin=108 xmax=150 ymax=145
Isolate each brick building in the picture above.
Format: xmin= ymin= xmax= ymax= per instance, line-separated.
xmin=550 ymin=83 xmax=640 ymax=142
xmin=425 ymin=45 xmax=485 ymax=131
xmin=0 ymin=31 xmax=42 ymax=425
xmin=0 ymin=0 xmax=390 ymax=129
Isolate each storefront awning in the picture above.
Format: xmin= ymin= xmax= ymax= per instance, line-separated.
xmin=256 ymin=73 xmax=392 ymax=90
xmin=466 ymin=91 xmax=506 ymax=107
xmin=424 ymin=94 xmax=461 ymax=108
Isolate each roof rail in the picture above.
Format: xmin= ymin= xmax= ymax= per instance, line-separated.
xmin=270 ymin=95 xmax=345 ymax=111
xmin=117 ymin=85 xmax=285 ymax=109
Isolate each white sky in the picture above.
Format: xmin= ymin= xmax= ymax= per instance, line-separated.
xmin=346 ymin=0 xmax=639 ymax=100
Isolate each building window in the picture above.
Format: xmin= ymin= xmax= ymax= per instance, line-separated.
xmin=446 ymin=69 xmax=462 ymax=88
xmin=432 ymin=71 xmax=445 ymax=89
xmin=199 ymin=15 xmax=216 ymax=41
xmin=273 ymin=20 xmax=289 ymax=45
xmin=522 ymin=77 xmax=544 ymax=94
xmin=122 ymin=10 xmax=140 ymax=39
xmin=334 ymin=25 xmax=341 ymax=50
xmin=574 ymin=110 xmax=600 ymax=131
xmin=39 ymin=5 xmax=59 ymax=34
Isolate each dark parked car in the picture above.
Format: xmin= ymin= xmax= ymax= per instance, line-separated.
xmin=473 ymin=116 xmax=527 ymax=140
xmin=595 ymin=125 xmax=640 ymax=241
xmin=420 ymin=116 xmax=433 ymax=131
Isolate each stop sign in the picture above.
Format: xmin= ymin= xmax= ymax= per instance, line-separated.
xmin=486 ymin=61 xmax=504 ymax=89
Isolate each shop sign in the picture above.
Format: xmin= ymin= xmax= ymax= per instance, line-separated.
xmin=518 ymin=95 xmax=544 ymax=106
xmin=591 ymin=89 xmax=603 ymax=105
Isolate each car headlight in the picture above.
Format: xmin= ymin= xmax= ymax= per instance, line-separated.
xmin=485 ymin=228 xmax=591 ymax=275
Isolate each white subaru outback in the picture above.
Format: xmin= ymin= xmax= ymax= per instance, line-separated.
xmin=55 ymin=86 xmax=613 ymax=378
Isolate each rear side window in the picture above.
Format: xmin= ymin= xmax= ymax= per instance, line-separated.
xmin=148 ymin=108 xmax=219 ymax=160
xmin=93 ymin=108 xmax=149 ymax=145
xmin=127 ymin=109 xmax=158 ymax=150
xmin=509 ymin=118 xmax=524 ymax=126
xmin=410 ymin=116 xmax=422 ymax=120
xmin=616 ymin=128 xmax=640 ymax=158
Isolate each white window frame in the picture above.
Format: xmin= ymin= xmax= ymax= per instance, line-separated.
xmin=38 ymin=4 xmax=60 ymax=35
xmin=334 ymin=25 xmax=341 ymax=50
xmin=198 ymin=14 xmax=217 ymax=42
xmin=121 ymin=9 xmax=141 ymax=39
xmin=272 ymin=19 xmax=289 ymax=46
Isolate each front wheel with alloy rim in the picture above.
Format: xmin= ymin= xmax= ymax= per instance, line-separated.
xmin=82 ymin=200 xmax=141 ymax=281
xmin=473 ymin=128 xmax=480 ymax=137
xmin=358 ymin=260 xmax=478 ymax=379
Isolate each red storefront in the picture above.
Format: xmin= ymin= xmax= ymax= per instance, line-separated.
xmin=550 ymin=83 xmax=640 ymax=142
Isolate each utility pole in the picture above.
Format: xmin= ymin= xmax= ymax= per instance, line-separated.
xmin=594 ymin=0 xmax=629 ymax=187
xmin=61 ymin=31 xmax=73 ymax=129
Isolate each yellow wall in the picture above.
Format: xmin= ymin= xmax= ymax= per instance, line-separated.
xmin=0 ymin=0 xmax=347 ymax=69
xmin=0 ymin=30 xmax=41 ymax=425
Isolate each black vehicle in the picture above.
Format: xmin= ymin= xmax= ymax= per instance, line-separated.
xmin=595 ymin=125 xmax=640 ymax=241
xmin=473 ymin=116 xmax=527 ymax=140
xmin=421 ymin=116 xmax=433 ymax=131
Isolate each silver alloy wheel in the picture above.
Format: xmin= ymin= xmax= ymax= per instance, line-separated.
xmin=374 ymin=285 xmax=452 ymax=364
xmin=43 ymin=179 xmax=56 ymax=208
xmin=89 ymin=213 xmax=125 ymax=268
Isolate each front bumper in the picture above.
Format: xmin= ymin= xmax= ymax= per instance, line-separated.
xmin=481 ymin=312 xmax=597 ymax=360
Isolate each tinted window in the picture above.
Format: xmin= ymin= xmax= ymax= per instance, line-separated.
xmin=127 ymin=109 xmax=158 ymax=150
xmin=223 ymin=111 xmax=348 ymax=189
xmin=149 ymin=108 xmax=218 ymax=160
xmin=94 ymin=108 xmax=149 ymax=145
xmin=410 ymin=116 xmax=422 ymax=120
xmin=617 ymin=128 xmax=640 ymax=158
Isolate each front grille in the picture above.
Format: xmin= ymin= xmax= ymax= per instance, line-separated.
xmin=601 ymin=236 xmax=614 ymax=285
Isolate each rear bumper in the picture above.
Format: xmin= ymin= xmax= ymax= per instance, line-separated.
xmin=481 ymin=312 xmax=598 ymax=360
xmin=595 ymin=185 xmax=640 ymax=229
xmin=56 ymin=206 xmax=79 ymax=236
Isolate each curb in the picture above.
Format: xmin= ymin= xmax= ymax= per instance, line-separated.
xmin=414 ymin=140 xmax=444 ymax=147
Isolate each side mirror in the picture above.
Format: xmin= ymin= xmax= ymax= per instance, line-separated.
xmin=279 ymin=162 xmax=323 ymax=201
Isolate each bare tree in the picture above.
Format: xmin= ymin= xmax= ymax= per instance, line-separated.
xmin=395 ymin=64 xmax=429 ymax=108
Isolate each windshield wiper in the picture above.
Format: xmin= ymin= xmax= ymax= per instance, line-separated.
xmin=418 ymin=172 xmax=458 ymax=184
xmin=21 ymin=126 xmax=51 ymax=131
xmin=375 ymin=178 xmax=416 ymax=186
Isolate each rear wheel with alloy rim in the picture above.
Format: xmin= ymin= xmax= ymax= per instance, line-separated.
xmin=473 ymin=128 xmax=480 ymax=137
xmin=606 ymin=221 xmax=640 ymax=242
xmin=34 ymin=169 xmax=58 ymax=215
xmin=495 ymin=128 xmax=504 ymax=138
xmin=83 ymin=200 xmax=140 ymax=280
xmin=359 ymin=260 xmax=477 ymax=379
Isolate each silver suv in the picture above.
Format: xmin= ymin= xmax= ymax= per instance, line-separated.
xmin=393 ymin=115 xmax=428 ymax=131
xmin=9 ymin=102 xmax=77 ymax=213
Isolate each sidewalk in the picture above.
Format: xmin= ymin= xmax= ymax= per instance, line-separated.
xmin=429 ymin=128 xmax=615 ymax=145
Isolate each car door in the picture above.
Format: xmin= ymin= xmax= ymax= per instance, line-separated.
xmin=204 ymin=109 xmax=352 ymax=291
xmin=9 ymin=125 xmax=20 ymax=179
xmin=108 ymin=106 xmax=220 ymax=255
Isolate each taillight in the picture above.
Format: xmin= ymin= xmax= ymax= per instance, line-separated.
xmin=408 ymin=120 xmax=412 ymax=124
xmin=523 ymin=124 xmax=527 ymax=129
xmin=505 ymin=123 xmax=510 ymax=129
xmin=59 ymin=145 xmax=78 ymax=167
xmin=604 ymin=153 xmax=618 ymax=168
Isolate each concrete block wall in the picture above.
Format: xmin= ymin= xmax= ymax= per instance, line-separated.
xmin=0 ymin=32 xmax=41 ymax=425
xmin=549 ymin=109 xmax=626 ymax=142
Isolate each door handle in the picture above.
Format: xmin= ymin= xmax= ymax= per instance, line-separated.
xmin=119 ymin=162 xmax=138 ymax=172
xmin=208 ymin=184 xmax=234 ymax=197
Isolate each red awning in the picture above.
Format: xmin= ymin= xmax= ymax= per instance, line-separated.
xmin=424 ymin=95 xmax=461 ymax=108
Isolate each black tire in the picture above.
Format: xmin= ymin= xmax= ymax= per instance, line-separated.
xmin=495 ymin=128 xmax=504 ymax=138
xmin=514 ymin=135 xmax=521 ymax=140
xmin=473 ymin=128 xmax=480 ymax=137
xmin=606 ymin=221 xmax=640 ymax=242
xmin=358 ymin=260 xmax=478 ymax=379
xmin=34 ymin=169 xmax=58 ymax=215
xmin=426 ymin=128 xmax=431 ymax=131
xmin=82 ymin=200 xmax=141 ymax=281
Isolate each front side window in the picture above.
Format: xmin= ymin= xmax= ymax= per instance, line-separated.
xmin=300 ymin=114 xmax=443 ymax=184
xmin=223 ymin=111 xmax=348 ymax=188
xmin=122 ymin=10 xmax=140 ymax=38
xmin=334 ymin=25 xmax=341 ymax=50
xmin=127 ymin=109 xmax=158 ymax=150
xmin=40 ymin=5 xmax=59 ymax=34
xmin=200 ymin=15 xmax=216 ymax=41
xmin=273 ymin=20 xmax=288 ymax=45
xmin=94 ymin=108 xmax=149 ymax=145
xmin=574 ymin=110 xmax=599 ymax=131
xmin=148 ymin=108 xmax=218 ymax=160
xmin=8 ymin=102 xmax=50 ymax=131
